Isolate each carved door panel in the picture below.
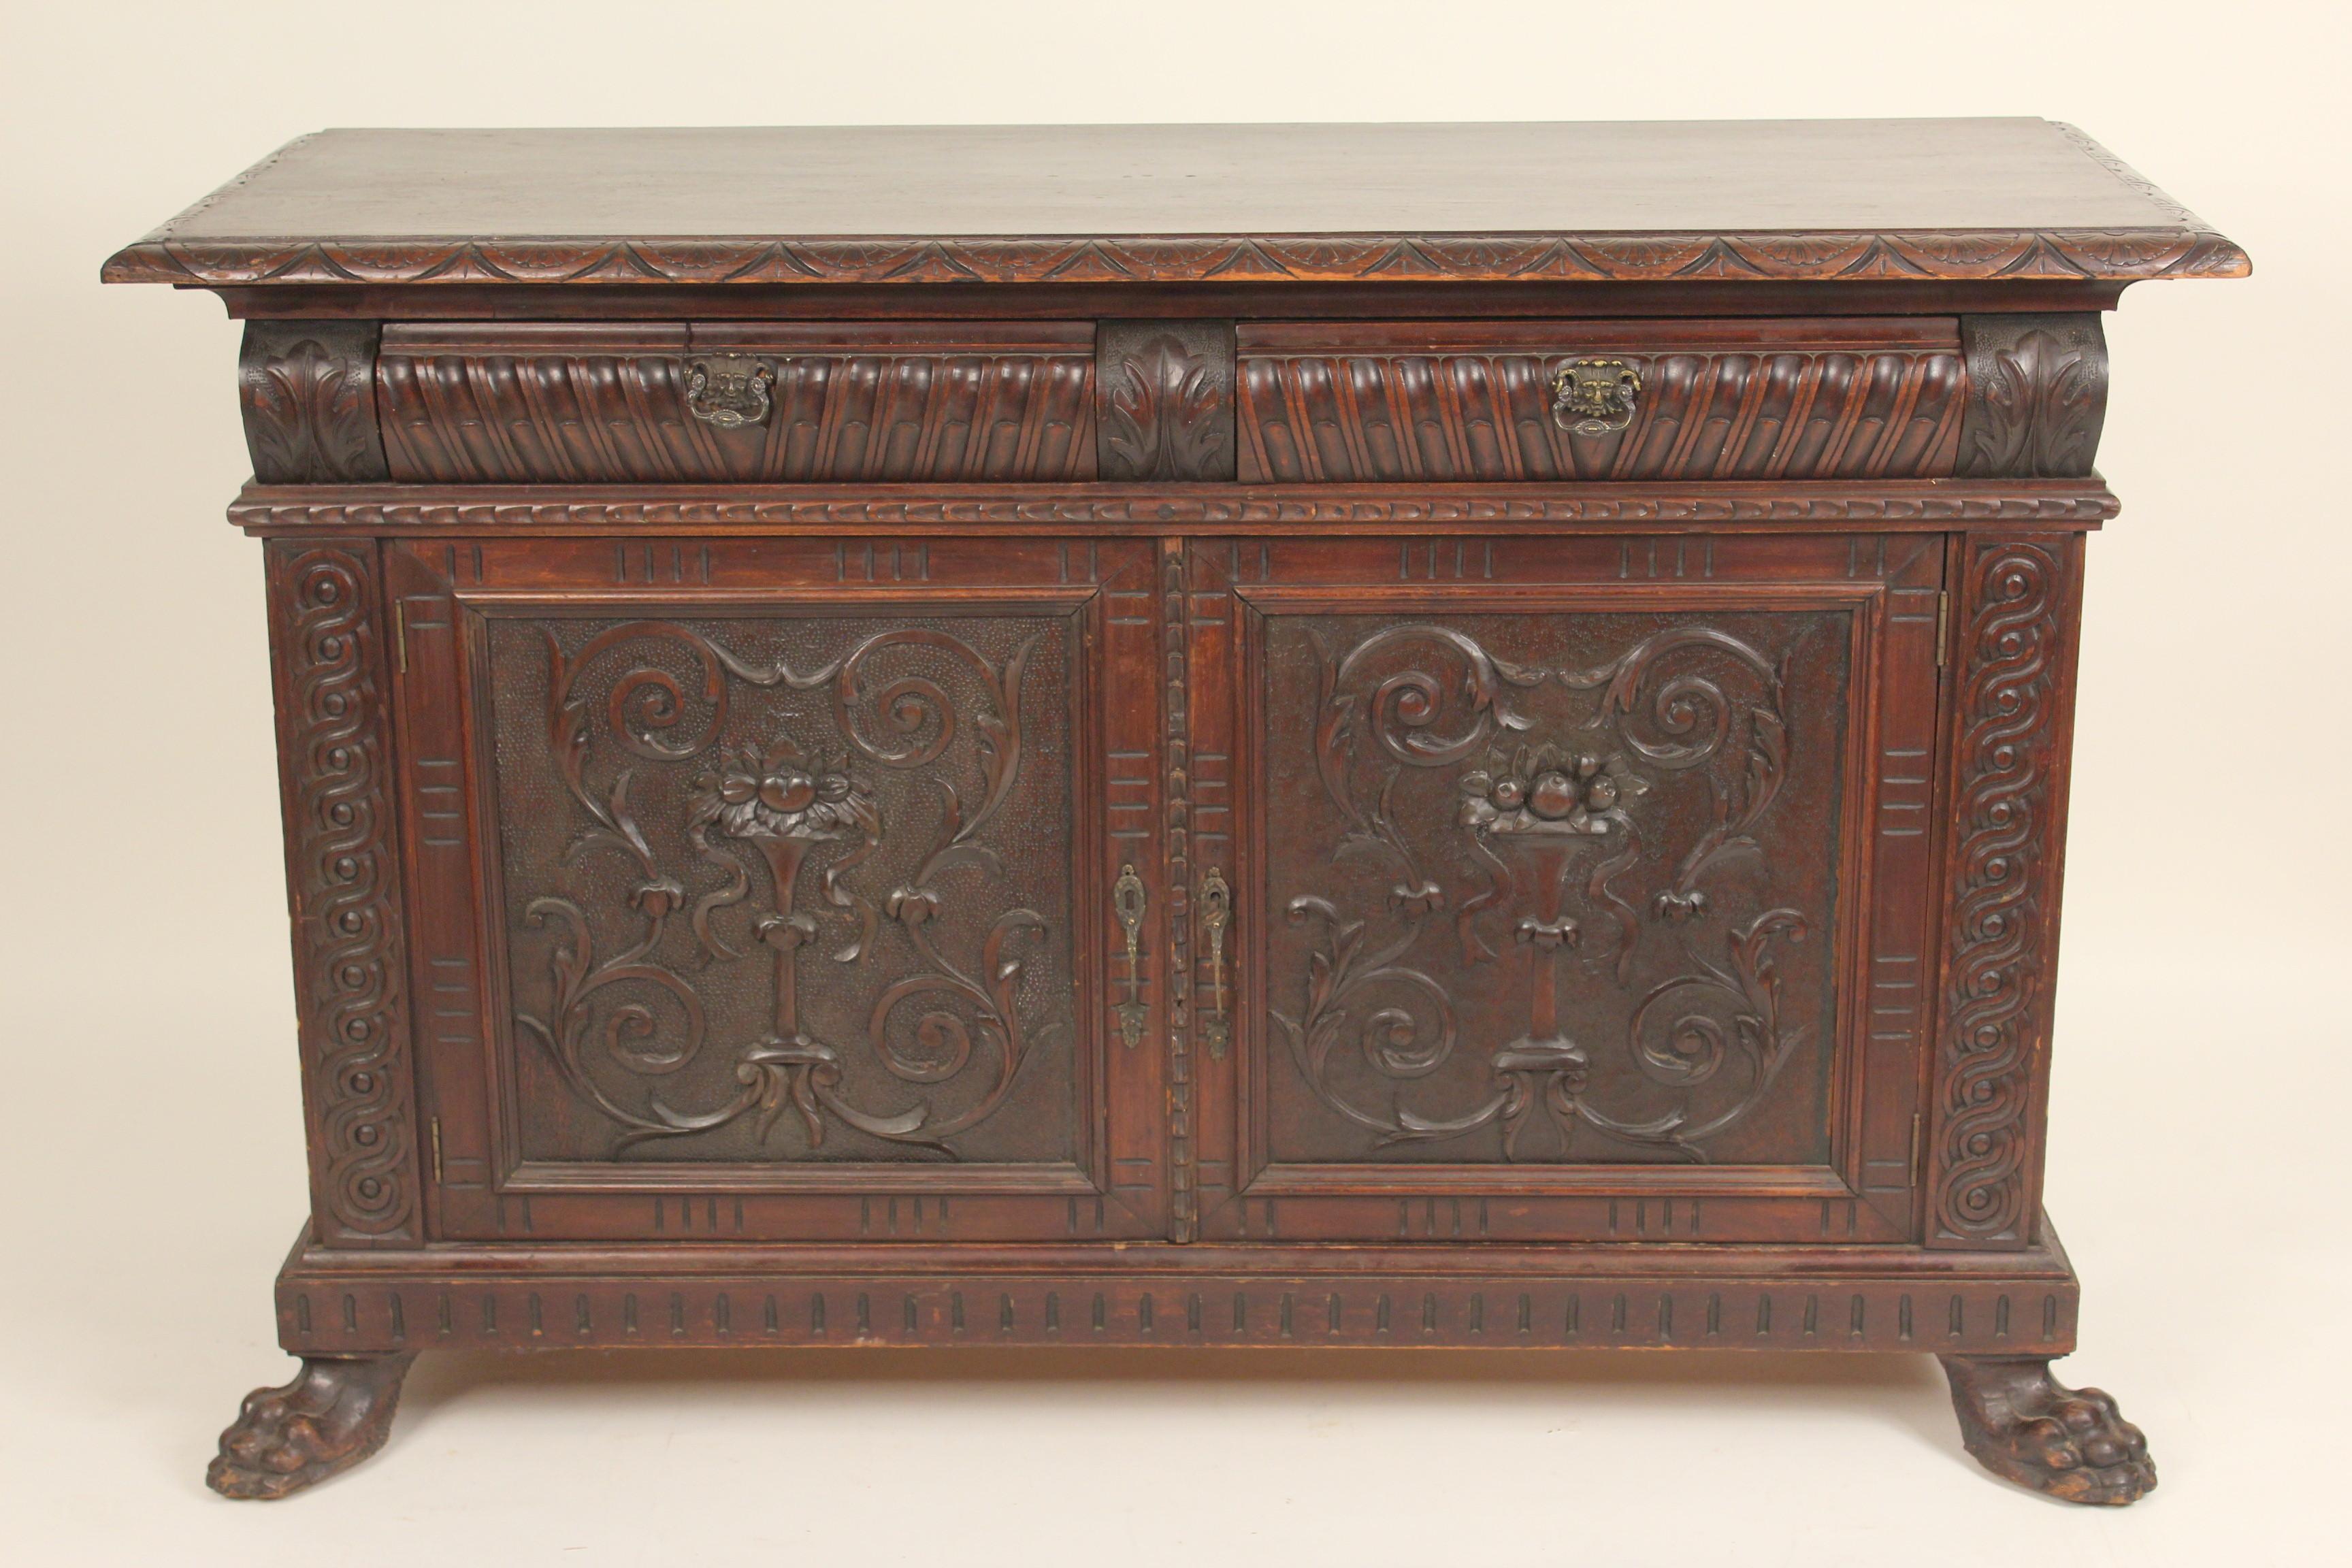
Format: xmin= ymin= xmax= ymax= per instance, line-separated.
xmin=1186 ymin=534 xmax=1944 ymax=1244
xmin=388 ymin=536 xmax=1166 ymax=1243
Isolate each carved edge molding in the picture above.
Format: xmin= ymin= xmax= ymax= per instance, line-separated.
xmin=1162 ymin=542 xmax=1198 ymax=1241
xmin=276 ymin=1269 xmax=2078 ymax=1355
xmin=229 ymin=484 xmax=2122 ymax=534
xmin=1929 ymin=537 xmax=2078 ymax=1249
xmin=2049 ymin=122 xmax=2229 ymax=239
xmin=240 ymin=321 xmax=389 ymax=483
xmin=265 ymin=541 xmax=420 ymax=1245
xmin=105 ymin=223 xmax=2251 ymax=288
xmin=1957 ymin=315 xmax=2110 ymax=478
xmin=1097 ymin=321 xmax=1237 ymax=482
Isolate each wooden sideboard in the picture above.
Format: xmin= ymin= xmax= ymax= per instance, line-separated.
xmin=105 ymin=119 xmax=2244 ymax=1505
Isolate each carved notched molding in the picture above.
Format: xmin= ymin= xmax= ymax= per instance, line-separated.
xmin=240 ymin=321 xmax=389 ymax=483
xmin=227 ymin=483 xmax=2123 ymax=536
xmin=266 ymin=542 xmax=419 ymax=1244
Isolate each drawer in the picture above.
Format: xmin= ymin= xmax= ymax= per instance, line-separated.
xmin=1236 ymin=318 xmax=1964 ymax=483
xmin=375 ymin=322 xmax=1098 ymax=483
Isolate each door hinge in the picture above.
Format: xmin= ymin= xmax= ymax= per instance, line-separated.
xmin=430 ymin=1116 xmax=444 ymax=1184
xmin=1909 ymin=1113 xmax=1923 ymax=1183
xmin=1934 ymin=591 xmax=1950 ymax=669
xmin=393 ymin=600 xmax=408 ymax=674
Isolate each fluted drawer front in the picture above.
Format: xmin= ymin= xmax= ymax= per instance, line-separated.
xmin=1237 ymin=318 xmax=1964 ymax=483
xmin=377 ymin=322 xmax=1098 ymax=484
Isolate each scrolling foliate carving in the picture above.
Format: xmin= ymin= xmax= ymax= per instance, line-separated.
xmin=1932 ymin=541 xmax=2073 ymax=1246
xmin=265 ymin=542 xmax=417 ymax=1244
xmin=1097 ymin=321 xmax=1237 ymax=481
xmin=1269 ymin=615 xmax=1833 ymax=1164
xmin=504 ymin=614 xmax=1071 ymax=1162
xmin=239 ymin=321 xmax=388 ymax=483
xmin=1957 ymin=314 xmax=2108 ymax=478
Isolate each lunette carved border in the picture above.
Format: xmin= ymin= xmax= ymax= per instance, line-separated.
xmin=229 ymin=483 xmax=2121 ymax=535
xmin=265 ymin=540 xmax=419 ymax=1245
xmin=1929 ymin=537 xmax=2078 ymax=1248
xmin=105 ymin=223 xmax=2247 ymax=288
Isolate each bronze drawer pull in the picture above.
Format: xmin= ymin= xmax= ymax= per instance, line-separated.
xmin=1550 ymin=357 xmax=1642 ymax=435
xmin=683 ymin=354 xmax=775 ymax=428
xmin=1200 ymin=868 xmax=1232 ymax=1058
xmin=1113 ymin=864 xmax=1147 ymax=1048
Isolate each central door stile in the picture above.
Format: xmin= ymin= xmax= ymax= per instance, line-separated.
xmin=1178 ymin=538 xmax=1249 ymax=1241
xmin=1162 ymin=537 xmax=1198 ymax=1242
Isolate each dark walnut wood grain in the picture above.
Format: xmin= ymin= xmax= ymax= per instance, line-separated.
xmin=1941 ymin=1355 xmax=2155 ymax=1505
xmin=100 ymin=121 xmax=2247 ymax=287
xmin=105 ymin=119 xmax=2244 ymax=1507
xmin=208 ymin=1354 xmax=416 ymax=1499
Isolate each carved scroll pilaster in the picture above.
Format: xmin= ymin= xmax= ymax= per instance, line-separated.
xmin=265 ymin=541 xmax=419 ymax=1245
xmin=1096 ymin=321 xmax=1236 ymax=482
xmin=240 ymin=321 xmax=388 ymax=483
xmin=1929 ymin=538 xmax=2080 ymax=1248
xmin=1957 ymin=314 xmax=2108 ymax=478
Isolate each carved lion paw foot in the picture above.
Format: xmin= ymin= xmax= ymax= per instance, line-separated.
xmin=207 ymin=1353 xmax=417 ymax=1500
xmin=1939 ymin=1354 xmax=2155 ymax=1505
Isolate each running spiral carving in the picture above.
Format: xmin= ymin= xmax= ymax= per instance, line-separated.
xmin=270 ymin=542 xmax=416 ymax=1242
xmin=1936 ymin=543 xmax=2065 ymax=1242
xmin=511 ymin=619 xmax=1056 ymax=1158
xmin=1272 ymin=621 xmax=1812 ymax=1162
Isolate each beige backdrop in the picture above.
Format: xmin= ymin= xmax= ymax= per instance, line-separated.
xmin=3 ymin=1 xmax=2345 ymax=1561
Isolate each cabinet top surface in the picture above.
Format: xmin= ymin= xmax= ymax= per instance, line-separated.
xmin=104 ymin=119 xmax=2246 ymax=288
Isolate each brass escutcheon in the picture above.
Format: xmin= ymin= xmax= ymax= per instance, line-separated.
xmin=683 ymin=354 xmax=776 ymax=428
xmin=1550 ymin=358 xmax=1642 ymax=436
xmin=1200 ymin=867 xmax=1232 ymax=1058
xmin=1113 ymin=864 xmax=1147 ymax=1049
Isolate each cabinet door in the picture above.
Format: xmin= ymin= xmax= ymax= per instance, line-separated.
xmin=1184 ymin=534 xmax=1943 ymax=1244
xmin=389 ymin=536 xmax=1165 ymax=1242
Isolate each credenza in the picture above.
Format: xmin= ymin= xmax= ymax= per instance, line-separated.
xmin=104 ymin=120 xmax=2246 ymax=1504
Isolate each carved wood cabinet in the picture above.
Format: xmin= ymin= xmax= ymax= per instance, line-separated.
xmin=105 ymin=120 xmax=2244 ymax=1505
